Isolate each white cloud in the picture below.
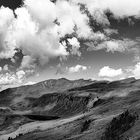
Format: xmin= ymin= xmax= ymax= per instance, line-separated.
xmin=20 ymin=55 xmax=35 ymax=69
xmin=68 ymin=37 xmax=81 ymax=56
xmin=3 ymin=0 xmax=93 ymax=69
xmin=0 ymin=0 xmax=140 ymax=64
xmin=3 ymin=65 xmax=8 ymax=71
xmin=24 ymin=81 xmax=36 ymax=85
xmin=24 ymin=0 xmax=92 ymax=39
xmin=16 ymin=70 xmax=25 ymax=80
xmin=0 ymin=70 xmax=25 ymax=85
xmin=71 ymin=0 xmax=140 ymax=18
xmin=87 ymin=39 xmax=138 ymax=53
xmin=98 ymin=40 xmax=126 ymax=52
xmin=56 ymin=64 xmax=88 ymax=75
xmin=0 ymin=67 xmax=2 ymax=72
xmin=10 ymin=7 xmax=68 ymax=65
xmin=99 ymin=66 xmax=123 ymax=77
xmin=0 ymin=7 xmax=16 ymax=59
xmin=68 ymin=64 xmax=87 ymax=73
xmin=1 ymin=0 xmax=139 ymax=67
xmin=0 ymin=73 xmax=16 ymax=85
xmin=24 ymin=0 xmax=57 ymax=28
xmin=56 ymin=0 xmax=92 ymax=38
xmin=92 ymin=9 xmax=110 ymax=25
xmin=104 ymin=28 xmax=118 ymax=36
xmin=0 ymin=0 xmax=140 ymax=84
xmin=131 ymin=62 xmax=140 ymax=79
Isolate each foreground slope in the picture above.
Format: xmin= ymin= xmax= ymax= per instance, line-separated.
xmin=0 ymin=77 xmax=140 ymax=140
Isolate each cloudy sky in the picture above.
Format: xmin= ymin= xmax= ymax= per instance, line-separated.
xmin=0 ymin=0 xmax=140 ymax=89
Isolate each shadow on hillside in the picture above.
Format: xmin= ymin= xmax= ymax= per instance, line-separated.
xmin=23 ymin=115 xmax=60 ymax=121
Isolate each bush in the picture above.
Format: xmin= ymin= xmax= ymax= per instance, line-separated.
xmin=81 ymin=119 xmax=92 ymax=132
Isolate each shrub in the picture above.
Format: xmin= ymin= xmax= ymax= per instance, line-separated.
xmin=101 ymin=110 xmax=139 ymax=140
xmin=81 ymin=119 xmax=92 ymax=132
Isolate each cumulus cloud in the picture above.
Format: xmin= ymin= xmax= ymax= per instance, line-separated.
xmin=3 ymin=65 xmax=9 ymax=71
xmin=20 ymin=55 xmax=35 ymax=69
xmin=124 ymin=62 xmax=140 ymax=79
xmin=16 ymin=70 xmax=25 ymax=80
xmin=0 ymin=0 xmax=139 ymax=64
xmin=0 ymin=65 xmax=9 ymax=73
xmin=99 ymin=66 xmax=123 ymax=77
xmin=68 ymin=64 xmax=87 ymax=73
xmin=131 ymin=62 xmax=140 ymax=79
xmin=97 ymin=40 xmax=126 ymax=52
xmin=0 ymin=70 xmax=25 ymax=85
xmin=0 ymin=66 xmax=36 ymax=88
xmin=0 ymin=7 xmax=16 ymax=59
xmin=24 ymin=0 xmax=57 ymax=28
xmin=2 ymin=0 xmax=92 ymax=68
xmin=0 ymin=0 xmax=140 ymax=84
xmin=56 ymin=64 xmax=88 ymax=75
xmin=68 ymin=37 xmax=81 ymax=56
xmin=55 ymin=0 xmax=92 ymax=38
xmin=0 ymin=0 xmax=140 ymax=61
xmin=87 ymin=39 xmax=138 ymax=53
xmin=11 ymin=7 xmax=68 ymax=65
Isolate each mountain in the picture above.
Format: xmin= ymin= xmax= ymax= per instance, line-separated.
xmin=0 ymin=77 xmax=140 ymax=140
xmin=14 ymin=78 xmax=93 ymax=97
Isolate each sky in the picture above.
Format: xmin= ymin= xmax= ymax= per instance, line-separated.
xmin=0 ymin=0 xmax=140 ymax=89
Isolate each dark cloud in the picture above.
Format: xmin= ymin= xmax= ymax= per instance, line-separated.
xmin=106 ymin=11 xmax=140 ymax=39
xmin=0 ymin=0 xmax=23 ymax=10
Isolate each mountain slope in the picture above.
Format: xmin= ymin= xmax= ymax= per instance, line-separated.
xmin=0 ymin=77 xmax=140 ymax=140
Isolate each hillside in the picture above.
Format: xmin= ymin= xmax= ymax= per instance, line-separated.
xmin=0 ymin=77 xmax=140 ymax=140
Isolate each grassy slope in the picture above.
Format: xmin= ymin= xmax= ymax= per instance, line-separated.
xmin=0 ymin=78 xmax=140 ymax=140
